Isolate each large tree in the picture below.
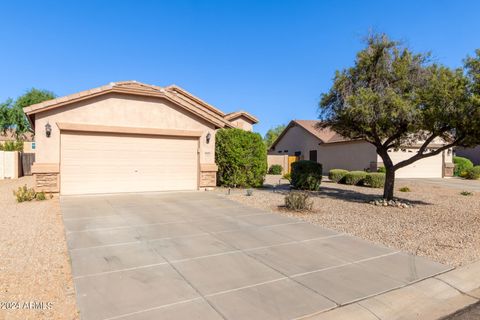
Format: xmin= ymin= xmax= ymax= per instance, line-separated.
xmin=319 ymin=34 xmax=480 ymax=200
xmin=0 ymin=88 xmax=55 ymax=138
xmin=263 ymin=124 xmax=286 ymax=148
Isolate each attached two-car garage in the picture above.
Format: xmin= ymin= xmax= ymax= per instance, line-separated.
xmin=60 ymin=131 xmax=200 ymax=195
xmin=24 ymin=81 xmax=248 ymax=195
xmin=388 ymin=149 xmax=445 ymax=178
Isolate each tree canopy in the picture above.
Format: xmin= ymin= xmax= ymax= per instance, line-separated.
xmin=263 ymin=124 xmax=286 ymax=148
xmin=319 ymin=33 xmax=480 ymax=199
xmin=0 ymin=88 xmax=55 ymax=138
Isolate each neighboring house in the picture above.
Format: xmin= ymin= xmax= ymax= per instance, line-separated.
xmin=455 ymin=146 xmax=480 ymax=165
xmin=23 ymin=81 xmax=258 ymax=195
xmin=268 ymin=120 xmax=454 ymax=178
xmin=0 ymin=130 xmax=35 ymax=152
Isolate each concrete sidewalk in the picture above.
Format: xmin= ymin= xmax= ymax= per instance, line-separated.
xmin=305 ymin=260 xmax=480 ymax=320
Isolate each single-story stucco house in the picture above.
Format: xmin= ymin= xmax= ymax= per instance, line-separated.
xmin=23 ymin=81 xmax=258 ymax=195
xmin=268 ymin=120 xmax=454 ymax=178
xmin=455 ymin=146 xmax=480 ymax=165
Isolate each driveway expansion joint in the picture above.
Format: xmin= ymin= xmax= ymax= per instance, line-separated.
xmin=62 ymin=193 xmax=453 ymax=320
xmin=435 ymin=276 xmax=480 ymax=301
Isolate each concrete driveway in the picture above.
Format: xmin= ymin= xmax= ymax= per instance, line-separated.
xmin=61 ymin=192 xmax=450 ymax=320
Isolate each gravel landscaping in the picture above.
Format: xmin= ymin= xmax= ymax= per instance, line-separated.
xmin=218 ymin=176 xmax=480 ymax=267
xmin=0 ymin=176 xmax=78 ymax=320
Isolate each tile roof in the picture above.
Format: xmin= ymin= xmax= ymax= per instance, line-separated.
xmin=269 ymin=120 xmax=353 ymax=150
xmin=22 ymin=81 xmax=238 ymax=129
xmin=224 ymin=111 xmax=259 ymax=124
xmin=292 ymin=120 xmax=348 ymax=143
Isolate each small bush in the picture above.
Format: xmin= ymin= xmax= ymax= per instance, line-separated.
xmin=268 ymin=164 xmax=283 ymax=175
xmin=35 ymin=192 xmax=47 ymax=201
xmin=460 ymin=191 xmax=473 ymax=196
xmin=399 ymin=186 xmax=411 ymax=192
xmin=364 ymin=172 xmax=385 ymax=188
xmin=453 ymin=156 xmax=474 ymax=177
xmin=328 ymin=169 xmax=349 ymax=183
xmin=283 ymin=172 xmax=291 ymax=181
xmin=284 ymin=192 xmax=313 ymax=211
xmin=13 ymin=185 xmax=36 ymax=202
xmin=12 ymin=185 xmax=50 ymax=202
xmin=0 ymin=140 xmax=24 ymax=151
xmin=465 ymin=166 xmax=480 ymax=180
xmin=377 ymin=166 xmax=386 ymax=173
xmin=215 ymin=128 xmax=267 ymax=187
xmin=343 ymin=171 xmax=367 ymax=186
xmin=291 ymin=160 xmax=322 ymax=191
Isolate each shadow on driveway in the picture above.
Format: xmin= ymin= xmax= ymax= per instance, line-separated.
xmin=261 ymin=179 xmax=431 ymax=206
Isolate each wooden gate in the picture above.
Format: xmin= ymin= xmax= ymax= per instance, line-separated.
xmin=287 ymin=156 xmax=299 ymax=173
xmin=22 ymin=153 xmax=35 ymax=176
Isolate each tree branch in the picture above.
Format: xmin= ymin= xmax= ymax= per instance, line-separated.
xmin=393 ymin=137 xmax=462 ymax=170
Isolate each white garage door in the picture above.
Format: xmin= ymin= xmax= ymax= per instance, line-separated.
xmin=389 ymin=150 xmax=443 ymax=178
xmin=60 ymin=132 xmax=199 ymax=195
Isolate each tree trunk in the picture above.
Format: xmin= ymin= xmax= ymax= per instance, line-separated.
xmin=383 ymin=167 xmax=395 ymax=200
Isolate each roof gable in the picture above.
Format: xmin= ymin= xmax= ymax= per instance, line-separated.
xmin=23 ymin=81 xmax=234 ymax=129
xmin=224 ymin=111 xmax=259 ymax=124
xmin=269 ymin=120 xmax=350 ymax=150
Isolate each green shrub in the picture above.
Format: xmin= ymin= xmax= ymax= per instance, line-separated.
xmin=283 ymin=172 xmax=291 ymax=181
xmin=215 ymin=128 xmax=267 ymax=187
xmin=465 ymin=166 xmax=480 ymax=180
xmin=399 ymin=186 xmax=411 ymax=192
xmin=453 ymin=156 xmax=474 ymax=177
xmin=460 ymin=191 xmax=473 ymax=196
xmin=290 ymin=160 xmax=322 ymax=191
xmin=284 ymin=192 xmax=313 ymax=211
xmin=328 ymin=169 xmax=349 ymax=183
xmin=377 ymin=166 xmax=386 ymax=173
xmin=364 ymin=172 xmax=385 ymax=188
xmin=35 ymin=192 xmax=47 ymax=201
xmin=268 ymin=164 xmax=283 ymax=175
xmin=13 ymin=185 xmax=36 ymax=202
xmin=343 ymin=171 xmax=367 ymax=185
xmin=0 ymin=140 xmax=24 ymax=151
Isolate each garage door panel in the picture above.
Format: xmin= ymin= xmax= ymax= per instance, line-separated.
xmin=60 ymin=132 xmax=198 ymax=195
xmin=388 ymin=150 xmax=442 ymax=178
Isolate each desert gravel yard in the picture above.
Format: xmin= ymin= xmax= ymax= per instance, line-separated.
xmin=222 ymin=177 xmax=480 ymax=267
xmin=0 ymin=176 xmax=79 ymax=320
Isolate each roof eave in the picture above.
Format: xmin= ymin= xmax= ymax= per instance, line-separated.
xmin=24 ymin=87 xmax=230 ymax=130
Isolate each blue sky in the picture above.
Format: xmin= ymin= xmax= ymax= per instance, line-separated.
xmin=1 ymin=0 xmax=479 ymax=135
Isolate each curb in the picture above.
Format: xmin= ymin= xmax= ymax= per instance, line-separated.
xmin=304 ymin=260 xmax=480 ymax=320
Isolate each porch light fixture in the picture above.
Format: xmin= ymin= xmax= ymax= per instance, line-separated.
xmin=45 ymin=122 xmax=52 ymax=138
xmin=206 ymin=132 xmax=211 ymax=144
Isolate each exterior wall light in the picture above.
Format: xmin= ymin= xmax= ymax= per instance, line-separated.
xmin=45 ymin=122 xmax=52 ymax=138
xmin=206 ymin=132 xmax=211 ymax=144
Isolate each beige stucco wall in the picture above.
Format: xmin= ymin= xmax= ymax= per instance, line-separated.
xmin=319 ymin=141 xmax=377 ymax=173
xmin=267 ymin=155 xmax=289 ymax=174
xmin=229 ymin=116 xmax=253 ymax=131
xmin=269 ymin=125 xmax=320 ymax=158
xmin=23 ymin=141 xmax=35 ymax=153
xmin=269 ymin=125 xmax=376 ymax=174
xmin=34 ymin=93 xmax=217 ymax=166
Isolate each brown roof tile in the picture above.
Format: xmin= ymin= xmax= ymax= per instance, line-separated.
xmin=22 ymin=81 xmax=236 ymax=129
